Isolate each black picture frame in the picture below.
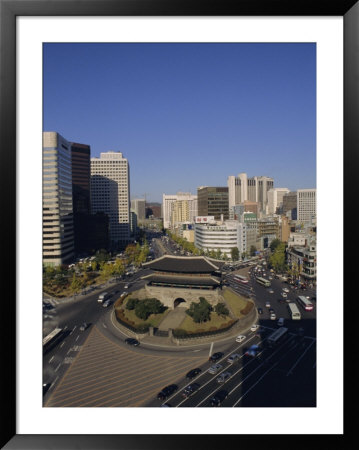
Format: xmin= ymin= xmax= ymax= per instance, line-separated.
xmin=0 ymin=0 xmax=355 ymax=448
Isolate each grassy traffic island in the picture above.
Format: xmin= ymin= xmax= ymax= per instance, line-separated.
xmin=173 ymin=289 xmax=254 ymax=338
xmin=114 ymin=287 xmax=254 ymax=338
xmin=114 ymin=292 xmax=171 ymax=333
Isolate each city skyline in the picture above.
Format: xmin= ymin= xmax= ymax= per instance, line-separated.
xmin=43 ymin=43 xmax=316 ymax=202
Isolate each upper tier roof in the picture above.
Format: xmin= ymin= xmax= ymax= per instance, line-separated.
xmin=142 ymin=255 xmax=223 ymax=273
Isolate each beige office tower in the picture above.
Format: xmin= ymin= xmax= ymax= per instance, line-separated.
xmin=91 ymin=151 xmax=131 ymax=248
xmin=227 ymin=172 xmax=247 ymax=209
xmin=228 ymin=173 xmax=273 ymax=212
xmin=43 ymin=132 xmax=75 ymax=266
xmin=297 ymin=189 xmax=316 ymax=224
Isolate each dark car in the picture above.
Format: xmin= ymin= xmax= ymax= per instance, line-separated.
xmin=269 ymin=308 xmax=275 ymax=314
xmin=186 ymin=368 xmax=202 ymax=379
xmin=209 ymin=352 xmax=224 ymax=362
xmin=257 ymin=307 xmax=263 ymax=314
xmin=125 ymin=338 xmax=140 ymax=346
xmin=157 ymin=384 xmax=178 ymax=400
xmin=209 ymin=389 xmax=228 ymax=407
xmin=43 ymin=302 xmax=53 ymax=310
xmin=245 ymin=344 xmax=261 ymax=358
xmin=79 ymin=322 xmax=88 ymax=331
xmin=43 ymin=383 xmax=51 ymax=396
xmin=182 ymin=383 xmax=201 ymax=398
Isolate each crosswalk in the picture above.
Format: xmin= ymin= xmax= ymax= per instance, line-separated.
xmin=44 ymin=297 xmax=60 ymax=307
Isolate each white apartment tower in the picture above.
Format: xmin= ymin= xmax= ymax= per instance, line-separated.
xmin=297 ymin=189 xmax=316 ymax=223
xmin=91 ymin=151 xmax=131 ymax=247
xmin=43 ymin=132 xmax=75 ymax=266
xmin=162 ymin=192 xmax=198 ymax=229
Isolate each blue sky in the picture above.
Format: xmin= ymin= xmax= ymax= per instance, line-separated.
xmin=43 ymin=43 xmax=316 ymax=203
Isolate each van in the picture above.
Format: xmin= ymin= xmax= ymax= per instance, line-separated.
xmin=277 ymin=317 xmax=285 ymax=327
xmin=98 ymin=292 xmax=109 ymax=303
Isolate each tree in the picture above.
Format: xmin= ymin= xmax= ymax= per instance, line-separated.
xmin=250 ymin=245 xmax=257 ymax=257
xmin=269 ymin=242 xmax=287 ymax=272
xmin=270 ymin=238 xmax=281 ymax=252
xmin=95 ymin=248 xmax=110 ymax=263
xmin=70 ymin=273 xmax=82 ymax=294
xmin=215 ymin=248 xmax=222 ymax=260
xmin=231 ymin=247 xmax=239 ymax=261
xmin=186 ymin=297 xmax=212 ymax=323
xmin=126 ymin=298 xmax=139 ymax=310
xmin=134 ymin=298 xmax=165 ymax=320
xmin=215 ymin=302 xmax=229 ymax=318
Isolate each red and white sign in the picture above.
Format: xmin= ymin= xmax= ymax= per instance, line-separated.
xmin=195 ymin=216 xmax=215 ymax=223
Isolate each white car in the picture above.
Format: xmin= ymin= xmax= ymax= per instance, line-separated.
xmin=270 ymin=313 xmax=276 ymax=320
xmin=281 ymin=292 xmax=287 ymax=298
xmin=250 ymin=324 xmax=259 ymax=332
xmin=216 ymin=371 xmax=232 ymax=383
xmin=235 ymin=335 xmax=246 ymax=343
xmin=227 ymin=353 xmax=240 ymax=364
xmin=268 ymin=289 xmax=274 ymax=294
xmin=124 ymin=285 xmax=129 ymax=289
xmin=208 ymin=363 xmax=222 ymax=375
xmin=283 ymin=288 xmax=290 ymax=293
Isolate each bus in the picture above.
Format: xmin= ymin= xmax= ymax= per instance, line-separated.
xmin=288 ymin=302 xmax=301 ymax=320
xmin=297 ymin=296 xmax=314 ymax=311
xmin=43 ymin=327 xmax=63 ymax=353
xmin=234 ymin=274 xmax=248 ymax=284
xmin=266 ymin=327 xmax=288 ymax=348
xmin=256 ymin=276 xmax=271 ymax=287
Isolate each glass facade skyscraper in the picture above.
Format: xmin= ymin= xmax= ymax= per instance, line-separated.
xmin=43 ymin=132 xmax=74 ymax=265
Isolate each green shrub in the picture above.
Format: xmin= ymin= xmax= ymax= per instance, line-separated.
xmin=240 ymin=302 xmax=254 ymax=315
xmin=126 ymin=298 xmax=139 ymax=310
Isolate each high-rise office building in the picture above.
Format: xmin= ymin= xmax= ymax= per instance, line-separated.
xmin=197 ymin=186 xmax=229 ymax=220
xmin=227 ymin=173 xmax=274 ymax=212
xmin=70 ymin=142 xmax=91 ymax=254
xmin=282 ymin=191 xmax=297 ymax=219
xmin=43 ymin=132 xmax=75 ymax=265
xmin=131 ymin=198 xmax=146 ymax=221
xmin=91 ymin=151 xmax=131 ymax=248
xmin=297 ymin=189 xmax=316 ymax=223
xmin=267 ymin=188 xmax=290 ymax=214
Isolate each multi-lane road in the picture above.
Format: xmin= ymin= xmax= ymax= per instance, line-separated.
xmin=43 ymin=240 xmax=316 ymax=407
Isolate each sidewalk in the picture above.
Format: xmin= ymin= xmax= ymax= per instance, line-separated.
xmin=43 ymin=277 xmax=118 ymax=305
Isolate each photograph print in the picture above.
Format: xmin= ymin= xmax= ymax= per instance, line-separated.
xmin=42 ymin=42 xmax=317 ymax=408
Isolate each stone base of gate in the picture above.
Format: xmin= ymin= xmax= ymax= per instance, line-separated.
xmin=144 ymin=284 xmax=221 ymax=309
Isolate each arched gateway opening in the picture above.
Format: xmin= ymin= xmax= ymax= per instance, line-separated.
xmin=174 ymin=298 xmax=186 ymax=308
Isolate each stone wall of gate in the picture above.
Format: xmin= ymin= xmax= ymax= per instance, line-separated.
xmin=144 ymin=284 xmax=221 ymax=309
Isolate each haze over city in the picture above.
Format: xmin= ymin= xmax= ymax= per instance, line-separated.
xmin=43 ymin=43 xmax=316 ymax=202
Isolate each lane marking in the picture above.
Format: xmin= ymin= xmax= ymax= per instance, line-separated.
xmin=286 ymin=339 xmax=315 ymax=376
